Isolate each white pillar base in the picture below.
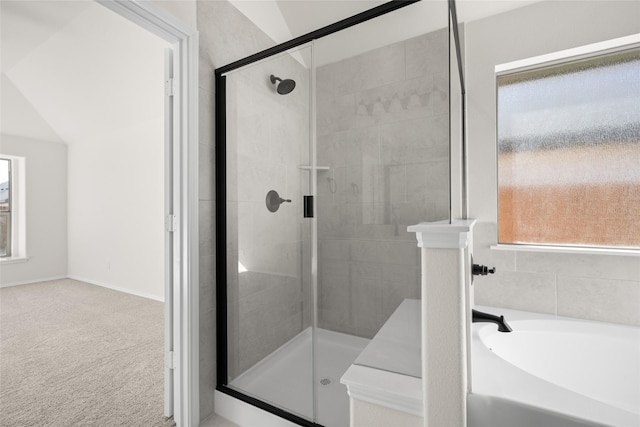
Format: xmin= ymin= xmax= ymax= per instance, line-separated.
xmin=408 ymin=220 xmax=476 ymax=427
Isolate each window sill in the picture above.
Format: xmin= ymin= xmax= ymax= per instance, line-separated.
xmin=490 ymin=244 xmax=640 ymax=257
xmin=0 ymin=256 xmax=30 ymax=264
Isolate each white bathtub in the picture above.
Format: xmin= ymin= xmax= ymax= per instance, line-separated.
xmin=469 ymin=306 xmax=640 ymax=427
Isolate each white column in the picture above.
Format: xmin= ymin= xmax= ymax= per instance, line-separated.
xmin=408 ymin=220 xmax=476 ymax=427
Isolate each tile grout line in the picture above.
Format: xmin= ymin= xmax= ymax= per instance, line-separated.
xmin=554 ymin=273 xmax=558 ymax=317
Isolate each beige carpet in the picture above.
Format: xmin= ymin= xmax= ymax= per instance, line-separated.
xmin=0 ymin=278 xmax=175 ymax=427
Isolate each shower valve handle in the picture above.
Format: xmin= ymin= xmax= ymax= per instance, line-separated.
xmin=266 ymin=190 xmax=291 ymax=212
xmin=472 ymin=264 xmax=496 ymax=276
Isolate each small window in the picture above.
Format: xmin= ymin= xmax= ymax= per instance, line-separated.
xmin=0 ymin=158 xmax=11 ymax=257
xmin=497 ymin=44 xmax=640 ymax=249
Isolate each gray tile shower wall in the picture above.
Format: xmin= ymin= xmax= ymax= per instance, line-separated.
xmin=224 ymin=52 xmax=311 ymax=381
xmin=197 ymin=0 xmax=277 ymax=420
xmin=316 ymin=28 xmax=450 ymax=339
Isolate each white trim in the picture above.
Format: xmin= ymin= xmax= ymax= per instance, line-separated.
xmin=97 ymin=0 xmax=194 ymax=41
xmin=67 ymin=276 xmax=164 ymax=302
xmin=495 ymin=33 xmax=640 ymax=75
xmin=214 ymin=390 xmax=299 ymax=427
xmin=164 ymin=46 xmax=175 ymax=418
xmin=185 ymin=30 xmax=200 ymax=427
xmin=341 ymin=364 xmax=423 ymax=417
xmin=491 ymin=244 xmax=640 ymax=257
xmin=0 ymin=256 xmax=30 ymax=265
xmin=0 ymin=275 xmax=67 ymax=288
xmin=407 ymin=219 xmax=476 ymax=249
xmin=95 ymin=2 xmax=199 ymax=426
xmin=1 ymin=154 xmax=27 ymax=259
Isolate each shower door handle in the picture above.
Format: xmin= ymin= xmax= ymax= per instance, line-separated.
xmin=304 ymin=195 xmax=314 ymax=218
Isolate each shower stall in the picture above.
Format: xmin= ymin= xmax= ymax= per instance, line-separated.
xmin=215 ymin=1 xmax=465 ymax=426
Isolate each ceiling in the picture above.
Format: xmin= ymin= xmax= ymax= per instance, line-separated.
xmin=230 ymin=0 xmax=543 ymax=66
xmin=0 ymin=0 xmax=542 ymax=146
xmin=230 ymin=0 xmax=545 ymax=42
xmin=0 ymin=0 xmax=168 ymax=145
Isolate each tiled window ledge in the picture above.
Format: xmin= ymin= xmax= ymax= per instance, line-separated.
xmin=491 ymin=244 xmax=639 ymax=257
xmin=0 ymin=256 xmax=30 ymax=264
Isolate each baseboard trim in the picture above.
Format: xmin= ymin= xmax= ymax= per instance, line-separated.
xmin=67 ymin=276 xmax=164 ymax=302
xmin=0 ymin=275 xmax=68 ymax=288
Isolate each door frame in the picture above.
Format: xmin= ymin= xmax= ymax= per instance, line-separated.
xmin=96 ymin=2 xmax=199 ymax=426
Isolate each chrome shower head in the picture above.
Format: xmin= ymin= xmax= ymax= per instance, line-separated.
xmin=270 ymin=74 xmax=296 ymax=95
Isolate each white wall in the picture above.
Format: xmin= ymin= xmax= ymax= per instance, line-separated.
xmin=58 ymin=3 xmax=169 ymax=302
xmin=197 ymin=0 xmax=280 ymax=419
xmin=466 ymin=1 xmax=640 ymax=325
xmin=2 ymin=1 xmax=171 ymax=300
xmin=0 ymin=134 xmax=68 ymax=285
xmin=153 ymin=0 xmax=197 ymax=29
xmin=351 ymin=398 xmax=421 ymax=427
xmin=67 ymin=116 xmax=165 ymax=301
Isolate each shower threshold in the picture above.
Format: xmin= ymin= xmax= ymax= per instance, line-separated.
xmin=224 ymin=328 xmax=370 ymax=427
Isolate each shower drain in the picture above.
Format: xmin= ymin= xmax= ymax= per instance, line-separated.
xmin=319 ymin=377 xmax=333 ymax=386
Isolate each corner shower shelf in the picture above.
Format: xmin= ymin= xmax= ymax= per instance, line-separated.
xmin=298 ymin=165 xmax=330 ymax=171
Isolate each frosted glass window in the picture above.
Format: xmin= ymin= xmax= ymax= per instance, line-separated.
xmin=497 ymin=47 xmax=640 ymax=249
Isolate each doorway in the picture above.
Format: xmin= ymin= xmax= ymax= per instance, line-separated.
xmin=0 ymin=1 xmax=199 ymax=426
xmin=91 ymin=2 xmax=200 ymax=425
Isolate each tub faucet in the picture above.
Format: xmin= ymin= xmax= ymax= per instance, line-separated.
xmin=472 ymin=309 xmax=512 ymax=332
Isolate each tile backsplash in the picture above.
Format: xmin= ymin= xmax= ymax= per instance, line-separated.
xmin=473 ymin=222 xmax=640 ymax=326
xmin=316 ymin=27 xmax=450 ymax=338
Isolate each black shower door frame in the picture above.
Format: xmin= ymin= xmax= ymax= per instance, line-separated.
xmin=214 ymin=1 xmax=465 ymax=425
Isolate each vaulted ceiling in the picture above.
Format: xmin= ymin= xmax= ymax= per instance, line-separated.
xmin=229 ymin=0 xmax=543 ymax=64
xmin=0 ymin=0 xmax=168 ymax=145
xmin=1 ymin=0 xmax=541 ymax=146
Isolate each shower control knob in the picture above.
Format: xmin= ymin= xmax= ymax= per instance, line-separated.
xmin=472 ymin=264 xmax=496 ymax=276
xmin=266 ymin=190 xmax=291 ymax=213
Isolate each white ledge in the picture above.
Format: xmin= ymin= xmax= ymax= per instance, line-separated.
xmin=0 ymin=256 xmax=30 ymax=265
xmin=297 ymin=165 xmax=330 ymax=171
xmin=495 ymin=33 xmax=640 ymax=75
xmin=341 ymin=364 xmax=423 ymax=417
xmin=341 ymin=300 xmax=423 ymax=417
xmin=407 ymin=219 xmax=476 ymax=249
xmin=491 ymin=244 xmax=640 ymax=257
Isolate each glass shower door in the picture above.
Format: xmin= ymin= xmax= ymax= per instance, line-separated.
xmin=222 ymin=44 xmax=316 ymax=423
